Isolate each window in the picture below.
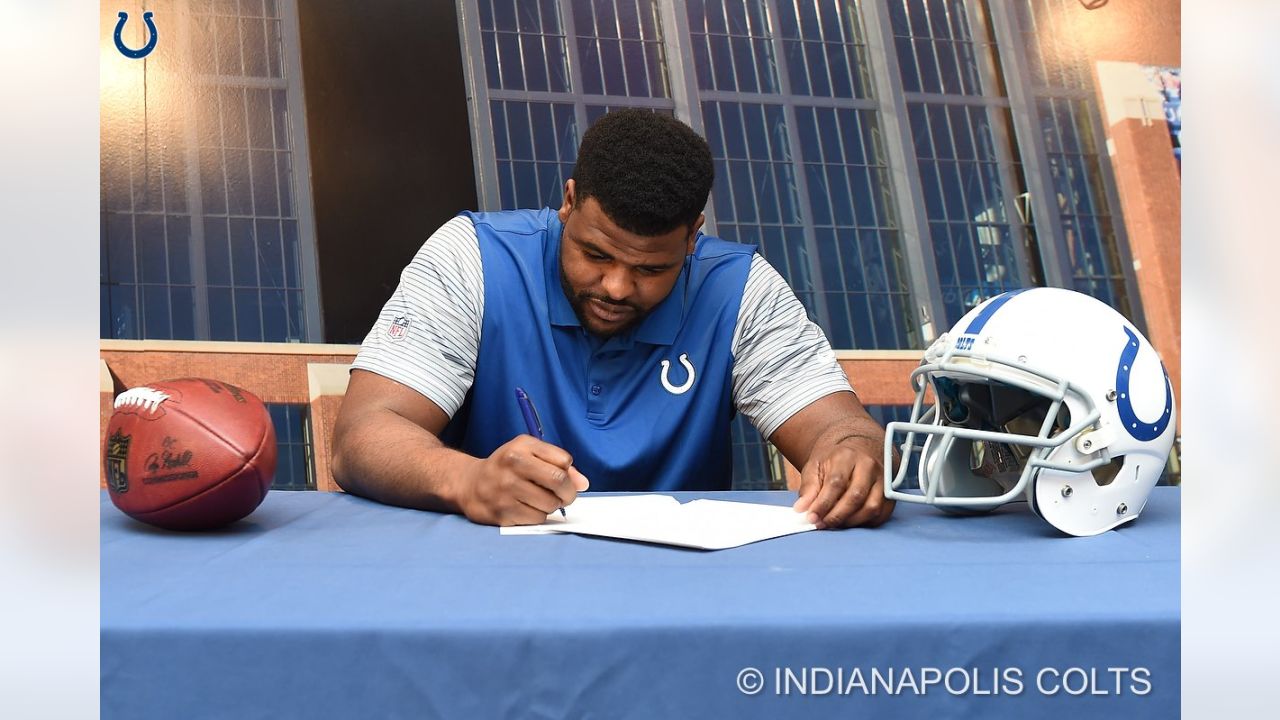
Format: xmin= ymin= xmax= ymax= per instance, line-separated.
xmin=573 ymin=0 xmax=671 ymax=98
xmin=889 ymin=0 xmax=986 ymax=95
xmin=690 ymin=1 xmax=916 ymax=350
xmin=1015 ymin=0 xmax=1134 ymax=316
xmin=471 ymin=0 xmax=677 ymax=210
xmin=866 ymin=403 xmax=919 ymax=489
xmin=795 ymin=105 xmax=914 ymax=349
xmin=908 ymin=102 xmax=1027 ymax=322
xmin=887 ymin=0 xmax=1037 ymax=326
xmin=1015 ymin=0 xmax=1089 ymax=90
xmin=100 ymin=0 xmax=319 ymax=342
xmin=686 ymin=0 xmax=779 ymax=94
xmin=1039 ymin=97 xmax=1130 ymax=315
xmin=266 ymin=403 xmax=314 ymax=490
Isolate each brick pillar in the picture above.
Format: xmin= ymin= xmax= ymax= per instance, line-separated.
xmin=307 ymin=363 xmax=352 ymax=492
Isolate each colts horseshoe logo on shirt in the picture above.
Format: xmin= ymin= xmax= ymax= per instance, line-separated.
xmin=659 ymin=353 xmax=696 ymax=395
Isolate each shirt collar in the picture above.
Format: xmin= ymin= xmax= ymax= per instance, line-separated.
xmin=545 ymin=212 xmax=581 ymax=328
xmin=631 ymin=260 xmax=687 ymax=346
xmin=544 ymin=213 xmax=690 ymax=347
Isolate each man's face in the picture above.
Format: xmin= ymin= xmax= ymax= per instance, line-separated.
xmin=557 ymin=180 xmax=701 ymax=338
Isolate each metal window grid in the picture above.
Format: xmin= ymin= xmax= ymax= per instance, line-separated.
xmin=266 ymin=402 xmax=316 ymax=491
xmin=100 ymin=0 xmax=322 ymax=343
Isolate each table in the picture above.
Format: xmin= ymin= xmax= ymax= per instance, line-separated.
xmin=101 ymin=488 xmax=1179 ymax=719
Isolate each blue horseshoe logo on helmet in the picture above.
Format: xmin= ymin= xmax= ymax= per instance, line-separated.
xmin=1115 ymin=327 xmax=1173 ymax=441
xmin=114 ymin=11 xmax=158 ymax=59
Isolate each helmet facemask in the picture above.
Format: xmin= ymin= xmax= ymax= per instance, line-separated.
xmin=886 ymin=345 xmax=1106 ymax=515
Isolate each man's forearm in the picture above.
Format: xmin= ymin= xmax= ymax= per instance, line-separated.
xmin=831 ymin=424 xmax=885 ymax=450
xmin=809 ymin=412 xmax=901 ymax=476
xmin=832 ymin=414 xmax=902 ymax=471
xmin=331 ymin=408 xmax=475 ymax=513
xmin=813 ymin=412 xmax=884 ymax=454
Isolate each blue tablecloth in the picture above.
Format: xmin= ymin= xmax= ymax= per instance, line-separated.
xmin=101 ymin=488 xmax=1179 ymax=719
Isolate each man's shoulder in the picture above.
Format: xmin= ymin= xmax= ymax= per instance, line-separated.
xmin=413 ymin=214 xmax=481 ymax=264
xmin=692 ymin=233 xmax=756 ymax=261
xmin=681 ymin=236 xmax=759 ymax=317
xmin=463 ymin=208 xmax=558 ymax=237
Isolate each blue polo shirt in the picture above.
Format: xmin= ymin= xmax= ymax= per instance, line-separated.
xmin=440 ymin=208 xmax=755 ymax=491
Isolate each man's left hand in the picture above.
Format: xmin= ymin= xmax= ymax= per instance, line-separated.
xmin=793 ymin=438 xmax=894 ymax=529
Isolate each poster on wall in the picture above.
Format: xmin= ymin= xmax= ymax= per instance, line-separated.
xmin=1146 ymin=66 xmax=1181 ymax=169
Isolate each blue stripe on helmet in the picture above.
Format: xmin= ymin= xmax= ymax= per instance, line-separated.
xmin=963 ymin=288 xmax=1031 ymax=335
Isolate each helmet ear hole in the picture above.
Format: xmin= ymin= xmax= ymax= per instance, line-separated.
xmin=1091 ymin=455 xmax=1125 ymax=487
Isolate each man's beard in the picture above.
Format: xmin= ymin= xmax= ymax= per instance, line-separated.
xmin=559 ymin=262 xmax=647 ymax=338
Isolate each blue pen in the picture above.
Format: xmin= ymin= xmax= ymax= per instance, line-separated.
xmin=515 ymin=387 xmax=567 ymax=518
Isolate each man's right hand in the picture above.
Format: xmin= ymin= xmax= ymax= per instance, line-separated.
xmin=455 ymin=435 xmax=590 ymax=526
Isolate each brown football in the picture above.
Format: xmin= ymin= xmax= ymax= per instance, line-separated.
xmin=104 ymin=378 xmax=277 ymax=530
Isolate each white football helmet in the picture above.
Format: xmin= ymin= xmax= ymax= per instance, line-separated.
xmin=883 ymin=287 xmax=1176 ymax=536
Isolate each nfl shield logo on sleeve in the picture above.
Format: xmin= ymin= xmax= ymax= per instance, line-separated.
xmin=387 ymin=315 xmax=411 ymax=341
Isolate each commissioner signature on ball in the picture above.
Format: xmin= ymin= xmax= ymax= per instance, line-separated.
xmin=146 ymin=437 xmax=194 ymax=474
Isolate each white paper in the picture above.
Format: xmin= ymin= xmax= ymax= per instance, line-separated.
xmin=500 ymin=494 xmax=817 ymax=550
xmin=499 ymin=495 xmax=679 ymax=535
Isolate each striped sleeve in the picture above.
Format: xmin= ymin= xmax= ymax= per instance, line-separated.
xmin=351 ymin=215 xmax=483 ymax=418
xmin=730 ymin=253 xmax=854 ymax=438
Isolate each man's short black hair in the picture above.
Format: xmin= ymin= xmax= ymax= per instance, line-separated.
xmin=570 ymin=109 xmax=714 ymax=236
